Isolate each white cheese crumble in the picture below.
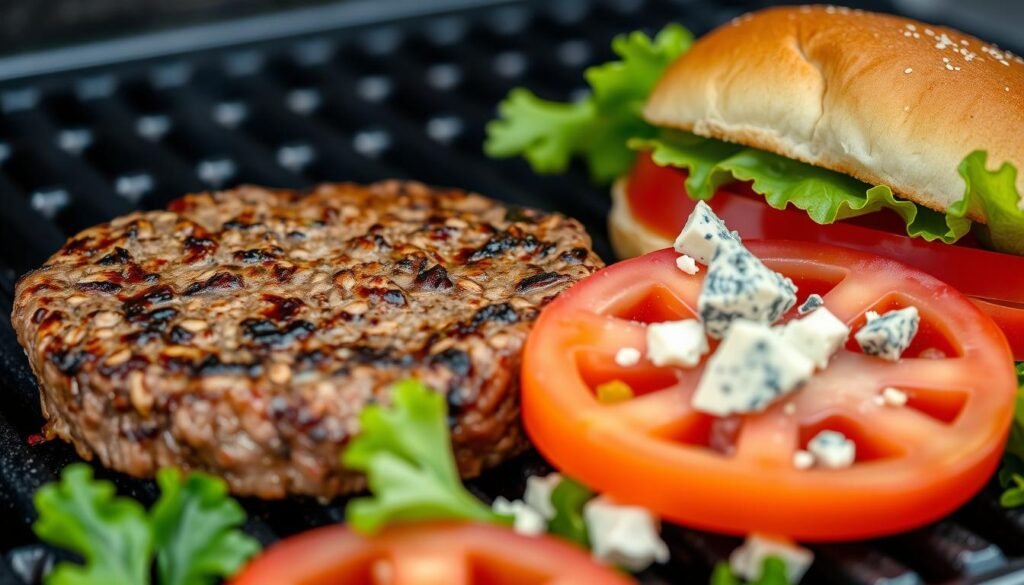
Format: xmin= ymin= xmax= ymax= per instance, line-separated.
xmin=854 ymin=307 xmax=919 ymax=361
xmin=646 ymin=319 xmax=708 ymax=368
xmin=614 ymin=347 xmax=641 ymax=367
xmin=808 ymin=430 xmax=856 ymax=469
xmin=729 ymin=534 xmax=814 ymax=584
xmin=691 ymin=320 xmax=814 ymax=416
xmin=523 ymin=472 xmax=562 ymax=521
xmin=492 ymin=496 xmax=547 ymax=536
xmin=793 ymin=450 xmax=815 ymax=470
xmin=583 ymin=495 xmax=670 ymax=571
xmin=880 ymin=387 xmax=909 ymax=407
xmin=776 ymin=307 xmax=850 ymax=369
xmin=673 ymin=200 xmax=740 ymax=264
xmin=675 ymin=254 xmax=700 ymax=275
xmin=699 ymin=243 xmax=798 ymax=339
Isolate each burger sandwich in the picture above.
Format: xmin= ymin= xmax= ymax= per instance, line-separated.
xmin=485 ymin=5 xmax=1024 ymax=356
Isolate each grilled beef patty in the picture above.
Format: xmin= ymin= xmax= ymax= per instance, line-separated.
xmin=11 ymin=181 xmax=603 ymax=498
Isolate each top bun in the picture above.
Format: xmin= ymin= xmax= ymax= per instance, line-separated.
xmin=644 ymin=5 xmax=1024 ymax=222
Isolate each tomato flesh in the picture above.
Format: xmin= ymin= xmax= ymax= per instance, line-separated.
xmin=231 ymin=522 xmax=634 ymax=585
xmin=625 ymin=153 xmax=1024 ymax=358
xmin=522 ymin=242 xmax=1016 ymax=540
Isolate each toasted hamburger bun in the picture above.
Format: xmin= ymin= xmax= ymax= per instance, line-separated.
xmin=643 ymin=5 xmax=1024 ymax=223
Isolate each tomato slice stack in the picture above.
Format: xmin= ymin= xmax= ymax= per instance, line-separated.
xmin=626 ymin=153 xmax=1024 ymax=358
xmin=522 ymin=242 xmax=1017 ymax=540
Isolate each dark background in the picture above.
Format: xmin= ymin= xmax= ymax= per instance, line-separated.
xmin=0 ymin=0 xmax=1021 ymax=57
xmin=0 ymin=0 xmax=328 ymax=54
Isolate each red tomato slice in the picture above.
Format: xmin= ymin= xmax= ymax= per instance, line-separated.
xmin=626 ymin=153 xmax=1024 ymax=359
xmin=231 ymin=522 xmax=634 ymax=585
xmin=522 ymin=242 xmax=1016 ymax=540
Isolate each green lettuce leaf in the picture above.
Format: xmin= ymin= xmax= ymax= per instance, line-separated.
xmin=1001 ymin=474 xmax=1024 ymax=508
xmin=631 ymin=131 xmax=972 ymax=243
xmin=151 ymin=469 xmax=261 ymax=585
xmin=33 ymin=464 xmax=259 ymax=585
xmin=999 ymin=364 xmax=1024 ymax=508
xmin=710 ymin=557 xmax=791 ymax=585
xmin=955 ymin=151 xmax=1024 ymax=255
xmin=999 ymin=452 xmax=1024 ymax=508
xmin=342 ymin=379 xmax=510 ymax=533
xmin=484 ymin=25 xmax=692 ymax=183
xmin=1012 ymin=363 xmax=1024 ymax=455
xmin=34 ymin=465 xmax=152 ymax=585
xmin=1005 ymin=363 xmax=1024 ymax=461
xmin=546 ymin=477 xmax=595 ymax=547
xmin=710 ymin=563 xmax=742 ymax=585
xmin=999 ymin=449 xmax=1024 ymax=509
xmin=485 ymin=91 xmax=595 ymax=176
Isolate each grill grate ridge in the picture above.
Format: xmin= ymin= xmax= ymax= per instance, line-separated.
xmin=0 ymin=1 xmax=1020 ymax=583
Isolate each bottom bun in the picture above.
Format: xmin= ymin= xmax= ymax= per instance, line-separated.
xmin=608 ymin=177 xmax=674 ymax=259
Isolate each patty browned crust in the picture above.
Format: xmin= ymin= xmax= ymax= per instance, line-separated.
xmin=11 ymin=181 xmax=603 ymax=498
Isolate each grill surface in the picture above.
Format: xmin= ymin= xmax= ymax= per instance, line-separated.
xmin=0 ymin=0 xmax=1023 ymax=583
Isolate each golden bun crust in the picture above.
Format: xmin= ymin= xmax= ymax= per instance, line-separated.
xmin=644 ymin=5 xmax=1024 ymax=223
xmin=608 ymin=178 xmax=673 ymax=259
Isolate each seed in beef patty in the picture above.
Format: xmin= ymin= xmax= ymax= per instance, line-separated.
xmin=11 ymin=180 xmax=603 ymax=499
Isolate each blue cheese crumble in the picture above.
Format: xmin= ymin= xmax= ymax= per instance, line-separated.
xmin=692 ymin=320 xmax=815 ymax=416
xmin=797 ymin=293 xmax=824 ymax=314
xmin=854 ymin=307 xmax=919 ymax=361
xmin=673 ymin=200 xmax=740 ymax=264
xmin=699 ymin=243 xmax=798 ymax=338
xmin=807 ymin=430 xmax=856 ymax=469
xmin=776 ymin=307 xmax=850 ymax=369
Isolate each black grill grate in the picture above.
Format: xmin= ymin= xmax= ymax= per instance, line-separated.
xmin=0 ymin=0 xmax=1022 ymax=583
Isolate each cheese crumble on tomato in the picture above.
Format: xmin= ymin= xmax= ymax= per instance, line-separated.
xmin=673 ymin=200 xmax=739 ymax=264
xmin=878 ymin=387 xmax=909 ymax=407
xmin=675 ymin=202 xmax=797 ymax=338
xmin=808 ymin=430 xmax=857 ymax=469
xmin=699 ymin=243 xmax=798 ymax=338
xmin=798 ymin=293 xmax=825 ymax=314
xmin=777 ymin=307 xmax=850 ymax=369
xmin=793 ymin=450 xmax=815 ymax=470
xmin=614 ymin=347 xmax=642 ymax=367
xmin=855 ymin=306 xmax=920 ymax=361
xmin=692 ymin=320 xmax=815 ymax=416
xmin=675 ymin=254 xmax=699 ymax=274
xmin=646 ymin=320 xmax=708 ymax=367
